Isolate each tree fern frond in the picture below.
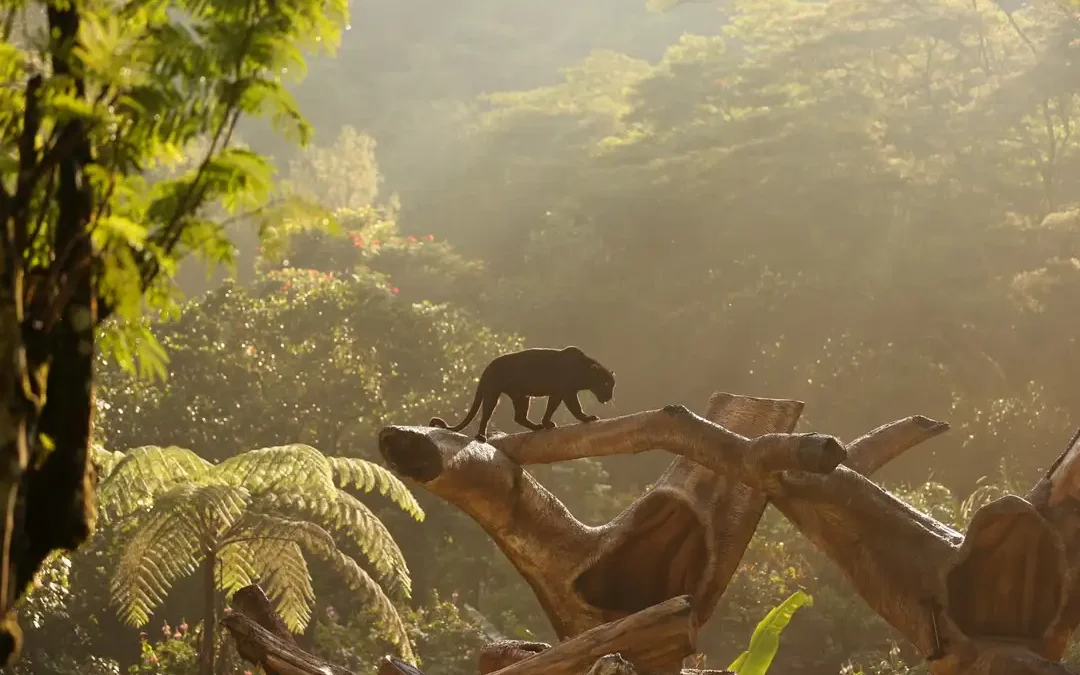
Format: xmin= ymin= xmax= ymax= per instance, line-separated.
xmin=92 ymin=445 xmax=127 ymax=481
xmin=251 ymin=489 xmax=412 ymax=598
xmin=320 ymin=540 xmax=416 ymax=663
xmin=110 ymin=483 xmax=252 ymax=627
xmin=248 ymin=538 xmax=315 ymax=633
xmin=110 ymin=494 xmax=204 ymax=627
xmin=231 ymin=512 xmax=413 ymax=660
xmin=217 ymin=541 xmax=258 ymax=597
xmin=215 ymin=444 xmax=338 ymax=498
xmin=328 ymin=457 xmax=425 ymax=522
xmin=98 ymin=445 xmax=214 ymax=520
xmin=328 ymin=491 xmax=412 ymax=598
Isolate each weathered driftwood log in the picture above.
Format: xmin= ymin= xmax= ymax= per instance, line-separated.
xmin=585 ymin=654 xmax=639 ymax=675
xmin=222 ymin=583 xmax=697 ymax=675
xmin=394 ymin=652 xmax=681 ymax=675
xmin=479 ymin=641 xmax=551 ymax=674
xmin=379 ymin=393 xmax=942 ymax=639
xmin=380 ymin=656 xmax=427 ymax=675
xmin=222 ymin=584 xmax=355 ymax=675
xmin=725 ymin=403 xmax=1080 ymax=674
xmin=482 ymin=595 xmax=696 ymax=675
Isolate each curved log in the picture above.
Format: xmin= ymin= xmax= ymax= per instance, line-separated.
xmin=379 ymin=394 xmax=936 ymax=638
xmin=748 ymin=423 xmax=1080 ymax=675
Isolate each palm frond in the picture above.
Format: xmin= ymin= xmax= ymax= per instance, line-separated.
xmin=253 ymin=489 xmax=412 ymax=598
xmin=231 ymin=512 xmax=414 ymax=662
xmin=97 ymin=445 xmax=214 ymax=520
xmin=110 ymin=483 xmax=251 ymax=627
xmin=328 ymin=456 xmax=425 ymax=522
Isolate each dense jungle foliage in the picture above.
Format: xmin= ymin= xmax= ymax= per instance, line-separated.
xmin=6 ymin=0 xmax=1080 ymax=673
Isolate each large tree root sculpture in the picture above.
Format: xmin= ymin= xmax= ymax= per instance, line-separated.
xmin=715 ymin=399 xmax=1080 ymax=675
xmin=378 ymin=393 xmax=943 ymax=671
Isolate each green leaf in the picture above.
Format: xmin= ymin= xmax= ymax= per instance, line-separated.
xmin=728 ymin=591 xmax=812 ymax=675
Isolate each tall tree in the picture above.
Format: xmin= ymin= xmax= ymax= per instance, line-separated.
xmin=0 ymin=0 xmax=346 ymax=660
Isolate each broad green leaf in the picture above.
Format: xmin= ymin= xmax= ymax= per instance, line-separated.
xmin=728 ymin=591 xmax=812 ymax=675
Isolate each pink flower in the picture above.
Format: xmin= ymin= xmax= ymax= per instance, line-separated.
xmin=161 ymin=622 xmax=171 ymax=637
xmin=391 ymin=287 xmax=400 ymax=295
xmin=426 ymin=234 xmax=434 ymax=242
xmin=407 ymin=235 xmax=416 ymax=243
xmin=179 ymin=622 xmax=188 ymax=633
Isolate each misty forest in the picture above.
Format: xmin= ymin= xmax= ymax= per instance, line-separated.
xmin=7 ymin=0 xmax=1080 ymax=673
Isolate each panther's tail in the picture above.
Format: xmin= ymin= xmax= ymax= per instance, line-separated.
xmin=429 ymin=388 xmax=483 ymax=432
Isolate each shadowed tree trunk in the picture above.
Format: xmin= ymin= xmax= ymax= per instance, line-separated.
xmin=0 ymin=1 xmax=98 ymax=663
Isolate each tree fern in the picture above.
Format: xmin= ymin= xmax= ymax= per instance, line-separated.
xmin=96 ymin=443 xmax=422 ymax=662
xmin=97 ymin=446 xmax=214 ymax=520
xmin=329 ymin=455 xmax=424 ymax=520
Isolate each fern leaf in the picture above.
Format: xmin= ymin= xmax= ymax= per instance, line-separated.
xmin=217 ymin=541 xmax=258 ymax=597
xmin=110 ymin=483 xmax=251 ymax=627
xmin=110 ymin=494 xmax=203 ymax=626
xmin=215 ymin=444 xmax=338 ymax=499
xmin=92 ymin=445 xmax=127 ymax=481
xmin=97 ymin=445 xmax=214 ymax=520
xmin=248 ymin=538 xmax=316 ymax=632
xmin=319 ymin=540 xmax=416 ymax=663
xmin=251 ymin=489 xmax=412 ymax=598
xmin=327 ymin=491 xmax=412 ymax=598
xmin=229 ymin=512 xmax=414 ymax=661
xmin=328 ymin=457 xmax=425 ymax=522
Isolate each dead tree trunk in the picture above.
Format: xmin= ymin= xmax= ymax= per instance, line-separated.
xmin=377 ymin=392 xmax=941 ymax=670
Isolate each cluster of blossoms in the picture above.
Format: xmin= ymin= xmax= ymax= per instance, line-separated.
xmin=137 ymin=620 xmax=191 ymax=665
xmin=160 ymin=620 xmax=187 ymax=640
xmin=277 ymin=267 xmax=336 ymax=291
xmin=347 ymin=231 xmax=435 ymax=249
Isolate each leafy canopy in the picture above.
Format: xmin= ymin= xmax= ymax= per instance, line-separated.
xmin=95 ymin=443 xmax=422 ymax=660
xmin=97 ymin=204 xmax=518 ymax=459
xmin=0 ymin=0 xmax=346 ymax=374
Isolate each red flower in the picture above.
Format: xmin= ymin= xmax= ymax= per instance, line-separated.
xmin=391 ymin=287 xmax=400 ymax=295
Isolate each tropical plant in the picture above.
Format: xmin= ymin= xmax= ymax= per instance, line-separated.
xmin=94 ymin=443 xmax=424 ymax=675
xmin=727 ymin=590 xmax=813 ymax=675
xmin=310 ymin=590 xmax=487 ymax=675
xmin=0 ymin=0 xmax=347 ymax=657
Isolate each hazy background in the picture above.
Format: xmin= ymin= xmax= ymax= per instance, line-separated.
xmin=209 ymin=0 xmax=1080 ymax=492
xmin=24 ymin=0 xmax=1080 ymax=673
